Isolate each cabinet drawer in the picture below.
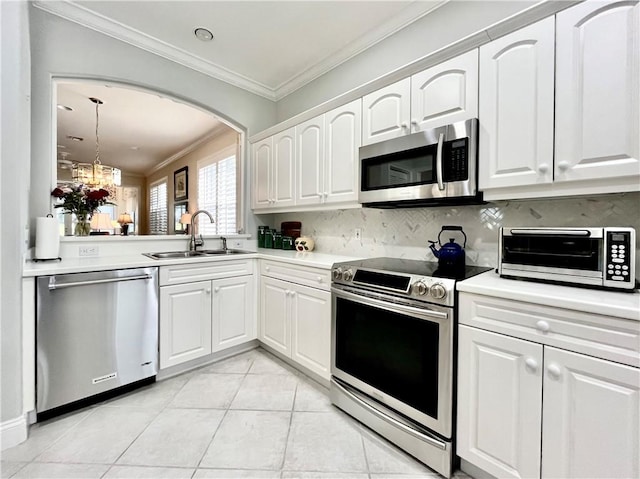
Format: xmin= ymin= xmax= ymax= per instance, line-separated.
xmin=260 ymin=260 xmax=330 ymax=291
xmin=160 ymin=259 xmax=254 ymax=286
xmin=460 ymin=293 xmax=640 ymax=368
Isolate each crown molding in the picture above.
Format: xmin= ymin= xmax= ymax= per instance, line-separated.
xmin=149 ymin=124 xmax=230 ymax=175
xmin=33 ymin=0 xmax=449 ymax=103
xmin=32 ymin=1 xmax=277 ymax=101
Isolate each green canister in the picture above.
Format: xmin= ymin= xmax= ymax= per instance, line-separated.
xmin=263 ymin=228 xmax=273 ymax=248
xmin=273 ymin=231 xmax=283 ymax=249
xmin=281 ymin=236 xmax=294 ymax=250
xmin=257 ymin=226 xmax=267 ymax=248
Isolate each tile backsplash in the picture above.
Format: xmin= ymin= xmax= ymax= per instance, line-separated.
xmin=273 ymin=192 xmax=640 ymax=268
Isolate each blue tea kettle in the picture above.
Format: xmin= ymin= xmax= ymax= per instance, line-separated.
xmin=429 ymin=225 xmax=467 ymax=270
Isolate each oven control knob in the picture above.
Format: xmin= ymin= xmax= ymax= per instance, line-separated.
xmin=413 ymin=281 xmax=429 ymax=296
xmin=342 ymin=269 xmax=353 ymax=282
xmin=332 ymin=268 xmax=343 ymax=281
xmin=430 ymin=283 xmax=447 ymax=299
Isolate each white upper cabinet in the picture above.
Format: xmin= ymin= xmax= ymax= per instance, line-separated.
xmin=362 ymin=51 xmax=479 ymax=146
xmin=411 ymin=50 xmax=479 ymax=132
xmin=271 ymin=127 xmax=296 ymax=208
xmin=324 ymin=99 xmax=362 ymax=204
xmin=362 ymin=78 xmax=411 ymax=145
xmin=252 ymin=138 xmax=272 ymax=209
xmin=479 ymin=17 xmax=555 ymax=190
xmin=555 ymin=0 xmax=640 ymax=182
xmin=296 ymin=115 xmax=324 ymax=206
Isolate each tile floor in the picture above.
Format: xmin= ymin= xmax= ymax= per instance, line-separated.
xmin=1 ymin=348 xmax=471 ymax=479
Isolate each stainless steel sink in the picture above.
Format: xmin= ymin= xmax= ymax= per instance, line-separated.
xmin=143 ymin=249 xmax=252 ymax=260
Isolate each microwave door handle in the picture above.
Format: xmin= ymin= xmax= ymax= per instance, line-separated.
xmin=436 ymin=132 xmax=445 ymax=191
xmin=510 ymin=229 xmax=592 ymax=237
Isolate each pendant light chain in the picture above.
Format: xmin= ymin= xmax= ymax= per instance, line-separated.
xmin=92 ymin=97 xmax=103 ymax=166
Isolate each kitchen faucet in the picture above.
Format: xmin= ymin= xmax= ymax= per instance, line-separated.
xmin=189 ymin=210 xmax=215 ymax=251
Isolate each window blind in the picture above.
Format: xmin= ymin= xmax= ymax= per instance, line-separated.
xmin=198 ymin=155 xmax=236 ymax=235
xmin=149 ymin=180 xmax=167 ymax=234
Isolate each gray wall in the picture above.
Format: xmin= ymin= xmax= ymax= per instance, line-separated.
xmin=1 ymin=0 xmax=31 ymax=424
xmin=29 ymin=5 xmax=278 ymax=240
xmin=276 ymin=0 xmax=537 ymax=121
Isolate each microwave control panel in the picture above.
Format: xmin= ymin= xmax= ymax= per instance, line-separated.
xmin=605 ymin=229 xmax=634 ymax=284
xmin=443 ymin=138 xmax=468 ymax=182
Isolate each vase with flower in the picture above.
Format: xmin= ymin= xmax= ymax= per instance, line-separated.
xmin=51 ymin=186 xmax=113 ymax=236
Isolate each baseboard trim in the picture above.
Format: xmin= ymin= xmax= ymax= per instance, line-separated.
xmin=0 ymin=414 xmax=28 ymax=451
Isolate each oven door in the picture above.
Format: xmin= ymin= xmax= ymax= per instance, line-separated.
xmin=331 ymin=285 xmax=453 ymax=438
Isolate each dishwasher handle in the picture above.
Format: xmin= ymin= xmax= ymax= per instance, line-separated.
xmin=48 ymin=273 xmax=153 ymax=291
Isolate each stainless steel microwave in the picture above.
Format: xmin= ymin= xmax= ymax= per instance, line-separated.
xmin=358 ymin=118 xmax=480 ymax=207
xmin=499 ymin=227 xmax=636 ymax=290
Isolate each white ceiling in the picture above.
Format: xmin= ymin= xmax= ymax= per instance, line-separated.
xmin=36 ymin=0 xmax=447 ymax=100
xmin=49 ymin=1 xmax=448 ymax=178
xmin=56 ymin=81 xmax=228 ymax=176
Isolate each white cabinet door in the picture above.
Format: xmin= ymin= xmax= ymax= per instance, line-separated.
xmin=211 ymin=275 xmax=256 ymax=352
xmin=290 ymin=283 xmax=331 ymax=380
xmin=259 ymin=276 xmax=290 ymax=356
xmin=362 ymin=78 xmax=411 ymax=145
xmin=324 ymin=99 xmax=362 ymax=205
xmin=411 ymin=50 xmax=479 ymax=132
xmin=479 ymin=18 xmax=555 ymax=190
xmin=160 ymin=281 xmax=212 ymax=369
xmin=457 ymin=325 xmax=543 ymax=479
xmin=252 ymin=137 xmax=272 ymax=209
xmin=555 ymin=1 xmax=640 ymax=182
xmin=542 ymin=346 xmax=640 ymax=479
xmin=272 ymin=127 xmax=296 ymax=208
xmin=296 ymin=115 xmax=324 ymax=206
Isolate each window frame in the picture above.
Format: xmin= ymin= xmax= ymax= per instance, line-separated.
xmin=149 ymin=177 xmax=168 ymax=235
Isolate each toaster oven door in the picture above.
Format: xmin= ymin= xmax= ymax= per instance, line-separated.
xmin=499 ymin=228 xmax=604 ymax=283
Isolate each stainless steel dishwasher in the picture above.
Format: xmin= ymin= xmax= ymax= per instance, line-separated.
xmin=36 ymin=267 xmax=158 ymax=416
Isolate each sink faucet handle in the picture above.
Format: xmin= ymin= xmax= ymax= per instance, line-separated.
xmin=221 ymin=236 xmax=227 ymax=251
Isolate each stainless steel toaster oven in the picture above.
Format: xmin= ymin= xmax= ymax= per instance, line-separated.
xmin=498 ymin=227 xmax=636 ymax=290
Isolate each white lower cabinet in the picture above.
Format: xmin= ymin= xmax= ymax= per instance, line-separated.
xmin=457 ymin=294 xmax=640 ymax=479
xmin=159 ymin=260 xmax=256 ymax=369
xmin=457 ymin=326 xmax=542 ymax=479
xmin=160 ymin=281 xmax=213 ymax=368
xmin=259 ymin=264 xmax=331 ymax=380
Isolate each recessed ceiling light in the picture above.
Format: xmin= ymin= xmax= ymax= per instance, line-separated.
xmin=194 ymin=27 xmax=214 ymax=42
xmin=57 ymin=104 xmax=73 ymax=111
xmin=130 ymin=146 xmax=139 ymax=150
xmin=67 ymin=135 xmax=84 ymax=142
xmin=57 ymin=144 xmax=66 ymax=149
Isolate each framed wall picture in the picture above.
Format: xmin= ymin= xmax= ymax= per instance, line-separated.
xmin=174 ymin=166 xmax=188 ymax=201
xmin=174 ymin=201 xmax=188 ymax=234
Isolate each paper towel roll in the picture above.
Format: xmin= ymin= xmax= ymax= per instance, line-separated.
xmin=36 ymin=216 xmax=60 ymax=260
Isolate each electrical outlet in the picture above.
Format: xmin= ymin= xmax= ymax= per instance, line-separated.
xmin=79 ymin=246 xmax=99 ymax=257
xmin=232 ymin=239 xmax=244 ymax=248
xmin=354 ymin=228 xmax=362 ymax=240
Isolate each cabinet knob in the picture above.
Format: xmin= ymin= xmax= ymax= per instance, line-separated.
xmin=525 ymin=358 xmax=539 ymax=372
xmin=538 ymin=163 xmax=549 ymax=173
xmin=547 ymin=364 xmax=562 ymax=379
xmin=536 ymin=320 xmax=550 ymax=333
xmin=317 ymin=276 xmax=323 ymax=283
xmin=214 ymin=286 xmax=220 ymax=293
xmin=411 ymin=119 xmax=418 ymax=125
xmin=557 ymin=161 xmax=570 ymax=171
xmin=265 ymin=266 xmax=270 ymax=271
xmin=401 ymin=122 xmax=408 ymax=130
xmin=286 ymin=290 xmax=291 ymax=296
xmin=206 ymin=288 xmax=211 ymax=294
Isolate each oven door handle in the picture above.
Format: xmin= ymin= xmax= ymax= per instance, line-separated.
xmin=331 ymin=378 xmax=447 ymax=450
xmin=332 ymin=287 xmax=449 ymax=320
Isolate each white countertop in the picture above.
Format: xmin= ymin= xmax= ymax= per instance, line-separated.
xmin=23 ymin=249 xmax=363 ymax=277
xmin=458 ymin=270 xmax=640 ymax=321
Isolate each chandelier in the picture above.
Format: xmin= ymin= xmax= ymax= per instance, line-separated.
xmin=72 ymin=97 xmax=122 ymax=192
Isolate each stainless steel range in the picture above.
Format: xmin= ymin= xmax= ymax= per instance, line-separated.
xmin=330 ymin=258 xmax=491 ymax=478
